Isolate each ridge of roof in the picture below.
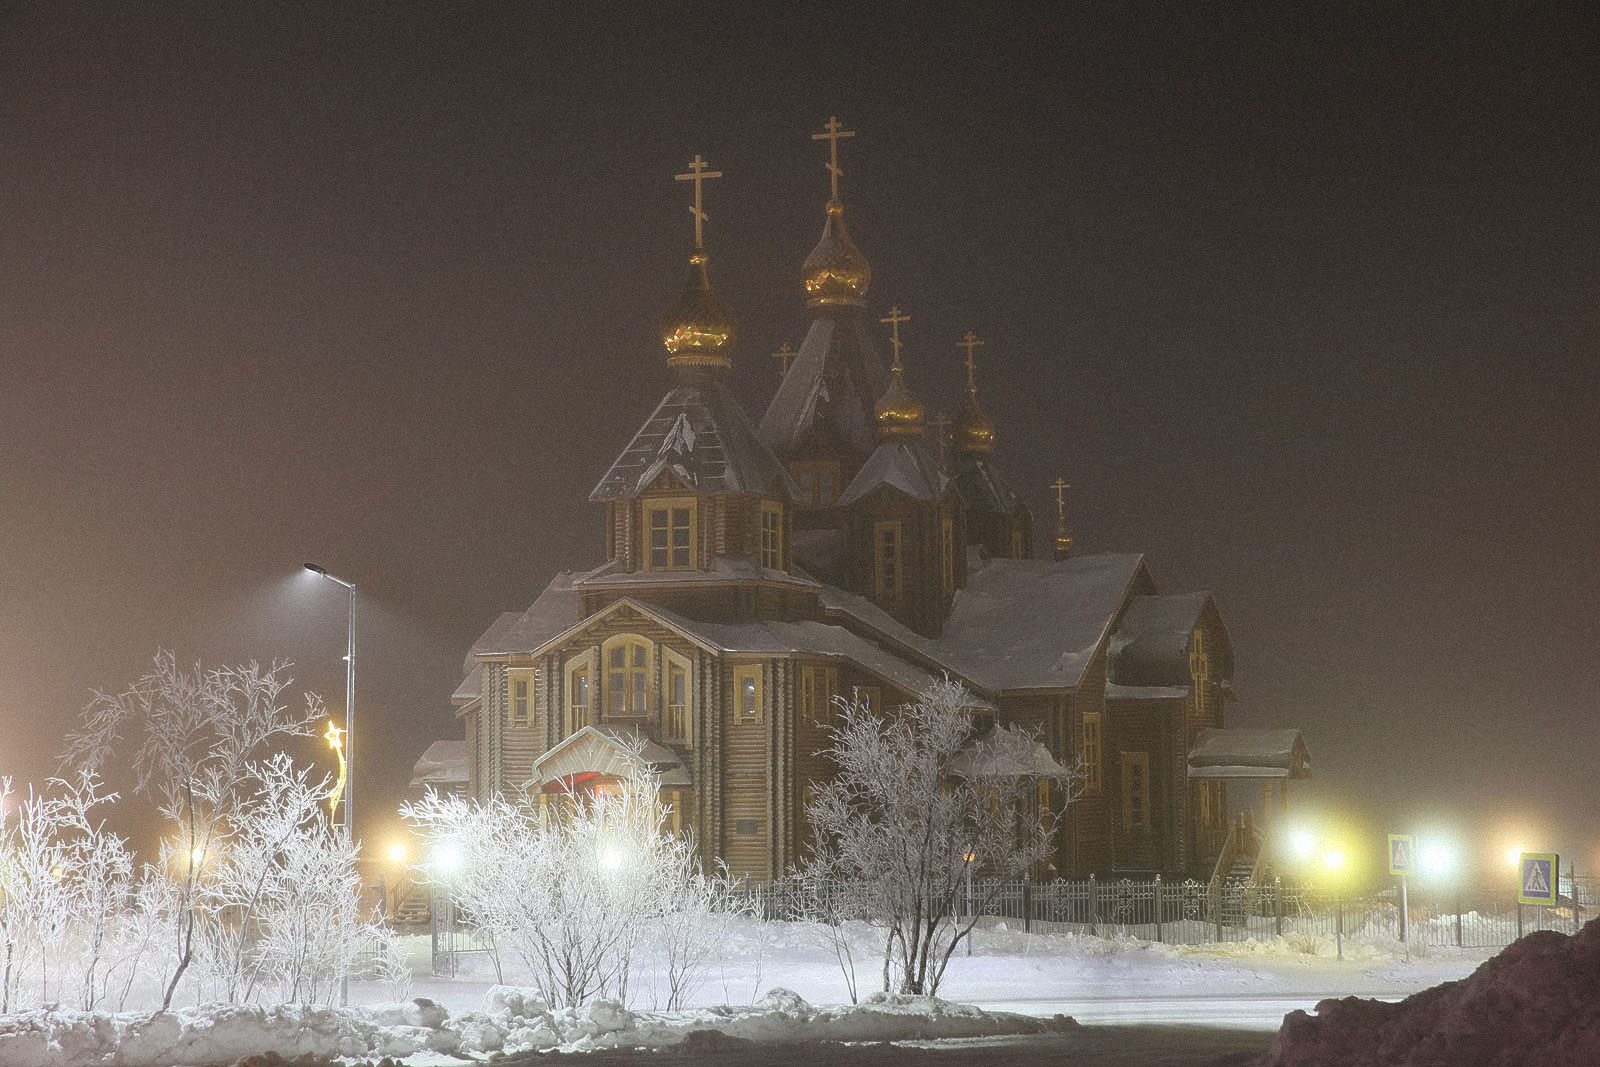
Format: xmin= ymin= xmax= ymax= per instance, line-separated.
xmin=758 ymin=307 xmax=889 ymax=462
xmin=837 ymin=439 xmax=949 ymax=507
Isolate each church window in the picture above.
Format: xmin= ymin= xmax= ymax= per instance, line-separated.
xmin=1081 ymin=712 xmax=1102 ymax=794
xmin=566 ymin=659 xmax=592 ymax=735
xmin=509 ymin=670 xmax=531 ymax=728
xmin=825 ymin=666 xmax=838 ymax=717
xmin=1122 ymin=751 xmax=1149 ymax=830
xmin=663 ymin=649 xmax=692 ymax=742
xmin=733 ymin=665 xmax=763 ymax=724
xmin=800 ymin=666 xmax=817 ymax=722
xmin=647 ymin=498 xmax=695 ymax=570
xmin=941 ymin=517 xmax=955 ymax=594
xmin=760 ymin=502 xmax=782 ymax=568
xmin=874 ymin=522 xmax=903 ymax=601
xmin=606 ymin=638 xmax=650 ymax=717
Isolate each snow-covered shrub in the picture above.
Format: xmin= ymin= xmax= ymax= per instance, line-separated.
xmin=803 ymin=679 xmax=1077 ymax=997
xmin=404 ymin=755 xmax=732 ymax=1010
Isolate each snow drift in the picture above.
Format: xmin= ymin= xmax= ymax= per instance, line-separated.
xmin=0 ymin=987 xmax=1065 ymax=1066
xmin=1264 ymin=917 xmax=1600 ymax=1066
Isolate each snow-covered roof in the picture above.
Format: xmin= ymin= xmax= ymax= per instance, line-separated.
xmin=574 ymin=555 xmax=821 ymax=591
xmin=470 ymin=571 xmax=585 ymax=657
xmin=952 ymin=450 xmax=1026 ymax=517
xmin=408 ymin=740 xmax=468 ymax=790
xmin=821 ymin=552 xmax=1151 ymax=693
xmin=837 ymin=439 xmax=949 ymax=507
xmin=1108 ymin=593 xmax=1225 ymax=687
xmin=591 ymin=378 xmax=799 ymax=501
xmin=530 ymin=725 xmax=692 ymax=788
xmin=949 ymin=727 xmax=1069 ymax=779
xmin=451 ymin=665 xmax=483 ymax=704
xmin=757 ymin=307 xmax=889 ymax=463
xmin=1188 ymin=728 xmax=1310 ymax=780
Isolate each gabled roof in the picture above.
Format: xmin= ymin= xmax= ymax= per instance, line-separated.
xmin=531 ymin=726 xmax=692 ymax=788
xmin=591 ymin=378 xmax=799 ymax=501
xmin=952 ymin=450 xmax=1027 ymax=517
xmin=837 ymin=439 xmax=949 ymax=507
xmin=758 ymin=308 xmax=889 ymax=463
xmin=408 ymin=741 xmax=469 ymax=790
xmin=469 ymin=571 xmax=585 ymax=657
xmin=574 ymin=555 xmax=821 ymax=591
xmin=820 ymin=552 xmax=1152 ymax=693
xmin=1108 ymin=592 xmax=1231 ymax=687
xmin=1189 ymin=728 xmax=1310 ymax=780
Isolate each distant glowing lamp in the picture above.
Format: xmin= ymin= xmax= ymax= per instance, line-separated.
xmin=1323 ymin=849 xmax=1346 ymax=872
xmin=388 ymin=842 xmax=408 ymax=864
xmin=599 ymin=845 xmax=626 ymax=873
xmin=1288 ymin=828 xmax=1317 ymax=862
xmin=1507 ymin=847 xmax=1525 ymax=869
xmin=431 ymin=841 xmax=463 ymax=879
xmin=1420 ymin=842 xmax=1454 ymax=878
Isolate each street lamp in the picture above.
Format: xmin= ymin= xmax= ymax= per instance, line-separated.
xmin=304 ymin=563 xmax=355 ymax=844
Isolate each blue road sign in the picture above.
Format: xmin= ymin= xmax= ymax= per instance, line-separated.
xmin=1518 ymin=852 xmax=1559 ymax=906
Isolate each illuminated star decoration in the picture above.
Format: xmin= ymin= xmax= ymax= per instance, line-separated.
xmin=324 ymin=719 xmax=347 ymax=821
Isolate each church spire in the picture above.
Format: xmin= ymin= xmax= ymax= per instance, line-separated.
xmin=660 ymin=155 xmax=735 ymax=373
xmin=801 ymin=117 xmax=872 ymax=308
xmin=873 ymin=306 xmax=925 ymax=440
xmin=952 ymin=330 xmax=996 ymax=454
xmin=1050 ymin=477 xmax=1074 ymax=560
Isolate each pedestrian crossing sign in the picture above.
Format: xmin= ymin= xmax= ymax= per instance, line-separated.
xmin=1518 ymin=852 xmax=1559 ymax=906
xmin=1387 ymin=834 xmax=1415 ymax=877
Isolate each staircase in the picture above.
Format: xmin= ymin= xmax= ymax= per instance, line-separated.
xmin=1208 ymin=811 xmax=1268 ymax=927
xmin=387 ymin=879 xmax=433 ymax=928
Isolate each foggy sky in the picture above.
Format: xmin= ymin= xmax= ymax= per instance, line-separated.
xmin=3 ymin=5 xmax=1596 ymax=881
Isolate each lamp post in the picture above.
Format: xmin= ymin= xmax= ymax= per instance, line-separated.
xmin=304 ymin=564 xmax=356 ymax=844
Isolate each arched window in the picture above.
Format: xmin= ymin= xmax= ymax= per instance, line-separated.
xmin=604 ymin=636 xmax=651 ymax=718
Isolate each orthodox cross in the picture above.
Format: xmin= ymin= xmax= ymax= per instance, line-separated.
xmin=929 ymin=410 xmax=951 ymax=465
xmin=880 ymin=305 xmax=910 ymax=369
xmin=674 ymin=154 xmax=722 ymax=249
xmin=812 ymin=116 xmax=855 ymax=201
xmin=772 ymin=342 xmax=796 ymax=378
xmin=959 ymin=330 xmax=984 ymax=388
xmin=1051 ymin=477 xmax=1072 ymax=525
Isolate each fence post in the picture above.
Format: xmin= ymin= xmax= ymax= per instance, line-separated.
xmin=1516 ymin=901 xmax=1523 ymax=939
xmin=1023 ymin=879 xmax=1033 ymax=933
xmin=1455 ymin=887 xmax=1463 ymax=947
xmin=1154 ymin=874 xmax=1164 ymax=943
xmin=1274 ymin=876 xmax=1283 ymax=937
xmin=1088 ymin=873 xmax=1098 ymax=936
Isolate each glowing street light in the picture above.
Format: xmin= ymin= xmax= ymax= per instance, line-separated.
xmin=304 ymin=563 xmax=355 ymax=844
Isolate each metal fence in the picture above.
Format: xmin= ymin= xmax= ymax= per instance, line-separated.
xmin=728 ymin=873 xmax=1596 ymax=953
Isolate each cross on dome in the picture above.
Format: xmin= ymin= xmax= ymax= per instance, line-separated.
xmin=959 ymin=330 xmax=984 ymax=388
xmin=1051 ymin=477 xmax=1071 ymax=523
xmin=772 ymin=342 xmax=796 ymax=378
xmin=812 ymin=116 xmax=856 ymax=201
xmin=674 ymin=154 xmax=723 ymax=249
xmin=880 ymin=305 xmax=910 ymax=369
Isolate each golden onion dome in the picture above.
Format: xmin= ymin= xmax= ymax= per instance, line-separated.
xmin=873 ymin=364 xmax=926 ymax=440
xmin=660 ymin=251 xmax=735 ymax=370
xmin=952 ymin=387 xmax=996 ymax=453
xmin=802 ymin=200 xmax=872 ymax=307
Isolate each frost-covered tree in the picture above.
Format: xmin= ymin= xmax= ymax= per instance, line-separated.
xmin=404 ymin=754 xmax=730 ymax=1010
xmin=804 ymin=679 xmax=1076 ymax=997
xmin=62 ymin=651 xmax=327 ymax=1008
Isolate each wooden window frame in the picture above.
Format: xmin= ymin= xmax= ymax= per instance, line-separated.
xmin=1121 ymin=751 xmax=1150 ymax=830
xmin=602 ymin=634 xmax=652 ymax=719
xmin=645 ymin=496 xmax=696 ymax=571
xmin=733 ymin=664 xmax=763 ymax=725
xmin=1081 ymin=711 xmax=1102 ymax=795
xmin=790 ymin=460 xmax=841 ymax=507
xmin=760 ymin=501 xmax=783 ymax=569
xmin=508 ymin=669 xmax=532 ymax=728
xmin=565 ymin=654 xmax=594 ymax=736
xmin=873 ymin=521 xmax=903 ymax=601
xmin=662 ymin=646 xmax=693 ymax=742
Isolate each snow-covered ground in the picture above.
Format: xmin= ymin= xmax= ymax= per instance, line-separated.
xmin=0 ymin=917 xmax=1492 ymax=1065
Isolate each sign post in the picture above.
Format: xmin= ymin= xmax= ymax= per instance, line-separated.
xmin=1518 ymin=852 xmax=1559 ymax=910
xmin=1388 ymin=834 xmax=1415 ymax=955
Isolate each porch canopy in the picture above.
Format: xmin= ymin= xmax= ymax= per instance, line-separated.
xmin=1188 ymin=728 xmax=1310 ymax=780
xmin=529 ymin=725 xmax=692 ymax=792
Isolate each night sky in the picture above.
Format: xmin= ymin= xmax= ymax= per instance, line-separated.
xmin=3 ymin=5 xmax=1596 ymax=882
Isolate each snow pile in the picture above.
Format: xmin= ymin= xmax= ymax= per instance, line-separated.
xmin=1263 ymin=918 xmax=1600 ymax=1066
xmin=0 ymin=987 xmax=1062 ymax=1065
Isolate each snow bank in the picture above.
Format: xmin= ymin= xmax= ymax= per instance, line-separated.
xmin=0 ymin=988 xmax=1063 ymax=1066
xmin=1263 ymin=917 xmax=1600 ymax=1066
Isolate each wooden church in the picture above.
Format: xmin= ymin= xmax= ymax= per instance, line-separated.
xmin=446 ymin=122 xmax=1308 ymax=882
